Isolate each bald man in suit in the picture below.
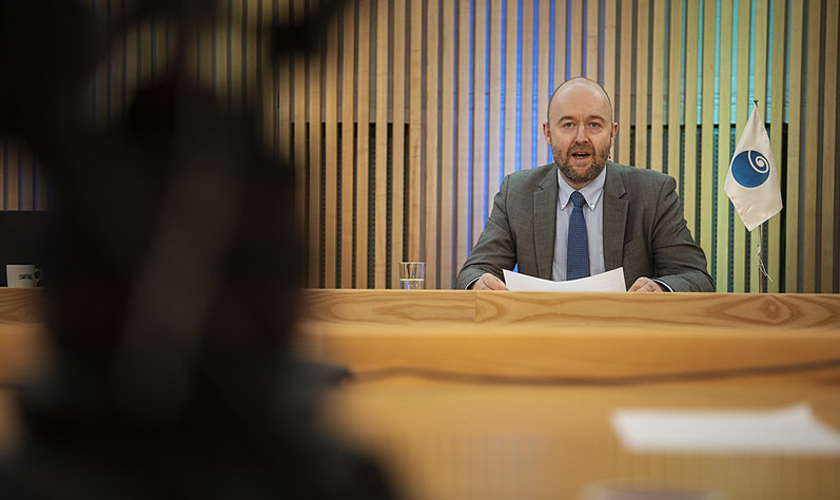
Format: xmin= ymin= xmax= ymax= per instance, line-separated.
xmin=456 ymin=77 xmax=714 ymax=292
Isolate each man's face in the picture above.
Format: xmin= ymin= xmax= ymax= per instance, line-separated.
xmin=542 ymin=83 xmax=617 ymax=190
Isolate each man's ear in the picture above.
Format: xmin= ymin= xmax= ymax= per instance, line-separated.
xmin=542 ymin=122 xmax=551 ymax=145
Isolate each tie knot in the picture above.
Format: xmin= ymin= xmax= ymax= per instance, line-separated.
xmin=571 ymin=191 xmax=586 ymax=209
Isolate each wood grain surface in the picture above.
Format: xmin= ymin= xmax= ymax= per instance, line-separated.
xmin=321 ymin=379 xmax=840 ymax=500
xmin=301 ymin=289 xmax=840 ymax=330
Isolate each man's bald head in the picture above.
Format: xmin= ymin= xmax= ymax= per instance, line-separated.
xmin=546 ymin=77 xmax=614 ymax=124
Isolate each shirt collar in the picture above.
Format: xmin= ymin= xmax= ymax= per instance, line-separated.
xmin=557 ymin=165 xmax=607 ymax=210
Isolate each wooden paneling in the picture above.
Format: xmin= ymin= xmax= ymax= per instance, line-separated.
xmin=716 ymin=0 xmax=734 ymax=291
xmin=803 ymin=0 xmax=821 ymax=292
xmin=340 ymin=0 xmax=356 ymax=288
xmin=3 ymin=0 xmax=839 ymax=294
xmin=392 ymin=0 xmax=407 ymax=289
xmin=821 ymin=0 xmax=838 ymax=293
xmin=734 ymin=0 xmax=750 ymax=292
xmin=374 ymin=0 xmax=389 ymax=289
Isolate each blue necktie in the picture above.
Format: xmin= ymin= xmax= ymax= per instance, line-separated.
xmin=567 ymin=191 xmax=590 ymax=280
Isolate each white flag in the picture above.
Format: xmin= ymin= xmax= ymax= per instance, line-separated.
xmin=724 ymin=104 xmax=783 ymax=231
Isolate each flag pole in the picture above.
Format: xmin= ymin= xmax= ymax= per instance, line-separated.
xmin=758 ymin=223 xmax=763 ymax=293
xmin=756 ymin=100 xmax=763 ymax=294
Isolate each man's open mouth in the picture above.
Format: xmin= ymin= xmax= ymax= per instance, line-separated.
xmin=571 ymin=152 xmax=591 ymax=159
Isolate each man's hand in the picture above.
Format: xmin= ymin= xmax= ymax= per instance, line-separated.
xmin=628 ymin=276 xmax=666 ymax=292
xmin=469 ymin=273 xmax=508 ymax=290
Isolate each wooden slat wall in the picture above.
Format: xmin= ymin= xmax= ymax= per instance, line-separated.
xmin=2 ymin=0 xmax=838 ymax=294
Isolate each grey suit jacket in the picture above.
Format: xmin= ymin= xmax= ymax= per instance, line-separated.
xmin=455 ymin=162 xmax=714 ymax=292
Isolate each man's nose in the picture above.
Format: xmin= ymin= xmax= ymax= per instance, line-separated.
xmin=574 ymin=125 xmax=588 ymax=142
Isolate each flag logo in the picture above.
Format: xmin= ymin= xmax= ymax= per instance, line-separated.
xmin=730 ymin=150 xmax=771 ymax=188
xmin=724 ymin=104 xmax=783 ymax=232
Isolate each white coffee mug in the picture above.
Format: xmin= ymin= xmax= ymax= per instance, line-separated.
xmin=6 ymin=264 xmax=42 ymax=287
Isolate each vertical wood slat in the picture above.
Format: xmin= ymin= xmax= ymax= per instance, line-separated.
xmin=245 ymin=0 xmax=259 ymax=112
xmin=503 ymin=0 xmax=516 ymax=180
xmin=768 ymin=0 xmax=786 ymax=293
xmin=424 ymin=0 xmax=440 ymax=290
xmin=276 ymin=0 xmax=292 ymax=162
xmin=292 ymin=0 xmax=308 ymax=285
xmin=474 ymin=0 xmax=489 ymax=245
xmin=699 ymin=0 xmax=716 ymax=263
xmin=392 ymin=0 xmax=407 ymax=287
xmin=733 ymin=0 xmax=750 ymax=292
xmin=666 ymin=0 xmax=683 ymax=178
xmin=751 ymin=0 xmax=768 ymax=293
xmin=456 ymin=0 xmax=471 ymax=275
xmin=803 ymin=0 xmax=821 ymax=292
xmin=374 ymin=0 xmax=389 ymax=289
xmin=307 ymin=0 xmax=323 ymax=288
xmin=487 ymin=0 xmax=503 ymax=232
xmin=340 ymin=1 xmax=355 ymax=288
xmin=439 ymin=0 xmax=455 ymax=288
xmin=324 ymin=14 xmax=338 ymax=288
xmin=554 ymin=0 xmax=567 ymax=102
xmin=357 ymin=0 xmax=372 ymax=287
xmin=536 ymin=1 xmax=550 ymax=166
xmin=784 ymin=0 xmax=803 ymax=292
xmin=683 ymin=0 xmax=699 ymax=239
xmin=569 ymin=0 xmax=583 ymax=77
xmin=821 ymin=0 xmax=838 ymax=292
xmin=407 ymin=0 xmax=422 ymax=265
xmin=520 ymin=0 xmax=534 ymax=173
xmin=602 ymin=0 xmax=617 ymax=139
xmin=585 ymin=0 xmax=599 ymax=80
xmin=716 ymin=0 xmax=734 ymax=292
xmin=259 ymin=0 xmax=275 ymax=155
xmin=648 ymin=0 xmax=665 ymax=173
xmin=634 ymin=0 xmax=650 ymax=170
xmin=616 ymin=0 xmax=633 ymax=165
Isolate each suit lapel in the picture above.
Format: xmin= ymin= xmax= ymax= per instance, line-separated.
xmin=533 ymin=167 xmax=558 ymax=279
xmin=603 ymin=163 xmax=628 ymax=270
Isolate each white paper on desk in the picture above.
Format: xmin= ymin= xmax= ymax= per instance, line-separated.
xmin=611 ymin=402 xmax=840 ymax=455
xmin=502 ymin=267 xmax=626 ymax=292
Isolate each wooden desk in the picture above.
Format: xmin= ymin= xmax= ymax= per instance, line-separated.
xmin=298 ymin=290 xmax=840 ymax=500
xmin=0 ymin=288 xmax=48 ymax=387
xmin=1 ymin=289 xmax=839 ymax=499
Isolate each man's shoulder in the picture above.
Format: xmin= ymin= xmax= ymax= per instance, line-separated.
xmin=504 ymin=163 xmax=556 ymax=186
xmin=607 ymin=162 xmax=672 ymax=186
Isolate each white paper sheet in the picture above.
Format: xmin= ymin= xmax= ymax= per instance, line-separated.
xmin=611 ymin=402 xmax=840 ymax=455
xmin=502 ymin=267 xmax=626 ymax=292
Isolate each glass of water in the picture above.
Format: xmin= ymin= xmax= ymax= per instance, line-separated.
xmin=399 ymin=262 xmax=425 ymax=289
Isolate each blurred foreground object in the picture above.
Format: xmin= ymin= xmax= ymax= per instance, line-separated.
xmin=0 ymin=1 xmax=394 ymax=498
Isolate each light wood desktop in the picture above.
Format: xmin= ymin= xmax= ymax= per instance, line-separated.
xmin=1 ymin=289 xmax=839 ymax=499
xmin=298 ymin=290 xmax=840 ymax=500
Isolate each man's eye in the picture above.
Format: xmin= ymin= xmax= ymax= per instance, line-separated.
xmin=562 ymin=122 xmax=575 ymax=128
xmin=589 ymin=122 xmax=602 ymax=129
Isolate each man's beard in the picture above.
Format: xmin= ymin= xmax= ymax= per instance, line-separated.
xmin=554 ymin=144 xmax=611 ymax=185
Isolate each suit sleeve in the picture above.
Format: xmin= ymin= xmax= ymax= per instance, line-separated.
xmin=651 ymin=176 xmax=715 ymax=292
xmin=454 ymin=176 xmax=518 ymax=289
